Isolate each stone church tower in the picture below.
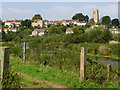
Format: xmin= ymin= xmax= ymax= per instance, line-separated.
xmin=93 ymin=9 xmax=99 ymax=23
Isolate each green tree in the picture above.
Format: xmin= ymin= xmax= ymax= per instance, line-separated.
xmin=101 ymin=16 xmax=111 ymax=26
xmin=21 ymin=19 xmax=31 ymax=28
xmin=112 ymin=18 xmax=119 ymax=27
xmin=48 ymin=24 xmax=57 ymax=34
xmin=72 ymin=13 xmax=89 ymax=22
xmin=32 ymin=14 xmax=42 ymax=22
xmin=61 ymin=26 xmax=67 ymax=32
xmin=88 ymin=18 xmax=95 ymax=26
xmin=2 ymin=30 xmax=6 ymax=41
xmin=96 ymin=22 xmax=101 ymax=25
xmin=73 ymin=26 xmax=84 ymax=34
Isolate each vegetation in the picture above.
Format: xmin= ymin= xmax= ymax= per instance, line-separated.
xmin=2 ymin=69 xmax=21 ymax=88
xmin=72 ymin=13 xmax=89 ymax=22
xmin=112 ymin=18 xmax=119 ymax=27
xmin=21 ymin=19 xmax=31 ymax=28
xmin=1 ymin=13 xmax=120 ymax=88
xmin=9 ymin=56 xmax=119 ymax=88
xmin=88 ymin=18 xmax=95 ymax=26
xmin=31 ymin=14 xmax=42 ymax=22
xmin=101 ymin=16 xmax=111 ymax=26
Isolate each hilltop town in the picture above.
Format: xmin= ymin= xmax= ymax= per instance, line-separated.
xmin=0 ymin=9 xmax=120 ymax=36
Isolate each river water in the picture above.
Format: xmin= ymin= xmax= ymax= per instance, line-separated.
xmin=93 ymin=57 xmax=119 ymax=67
xmin=39 ymin=50 xmax=119 ymax=67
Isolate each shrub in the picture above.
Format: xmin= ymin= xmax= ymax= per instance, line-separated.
xmin=2 ymin=70 xmax=21 ymax=88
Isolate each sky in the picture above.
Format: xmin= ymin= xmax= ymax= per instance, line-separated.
xmin=1 ymin=1 xmax=119 ymax=21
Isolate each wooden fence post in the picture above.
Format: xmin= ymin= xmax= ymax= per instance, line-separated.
xmin=0 ymin=47 xmax=10 ymax=81
xmin=80 ymin=47 xmax=87 ymax=82
xmin=107 ymin=64 xmax=111 ymax=81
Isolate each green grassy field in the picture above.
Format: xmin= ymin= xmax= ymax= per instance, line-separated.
xmin=9 ymin=56 xmax=119 ymax=88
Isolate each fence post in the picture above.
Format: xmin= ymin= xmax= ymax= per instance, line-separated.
xmin=0 ymin=47 xmax=9 ymax=81
xmin=80 ymin=47 xmax=86 ymax=82
xmin=107 ymin=64 xmax=111 ymax=81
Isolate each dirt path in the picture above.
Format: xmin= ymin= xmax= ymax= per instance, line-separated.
xmin=17 ymin=72 xmax=68 ymax=88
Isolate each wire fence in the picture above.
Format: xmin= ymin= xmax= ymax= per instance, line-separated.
xmin=25 ymin=46 xmax=119 ymax=84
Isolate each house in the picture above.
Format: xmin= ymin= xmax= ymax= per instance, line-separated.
xmin=9 ymin=28 xmax=18 ymax=32
xmin=75 ymin=22 xmax=87 ymax=26
xmin=61 ymin=20 xmax=87 ymax=26
xmin=32 ymin=19 xmax=49 ymax=28
xmin=109 ymin=28 xmax=120 ymax=34
xmin=49 ymin=20 xmax=62 ymax=25
xmin=43 ymin=20 xmax=49 ymax=27
xmin=5 ymin=19 xmax=22 ymax=28
xmin=0 ymin=28 xmax=18 ymax=33
xmin=66 ymin=28 xmax=74 ymax=34
xmin=31 ymin=29 xmax=46 ymax=36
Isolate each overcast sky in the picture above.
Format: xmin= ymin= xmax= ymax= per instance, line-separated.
xmin=1 ymin=2 xmax=119 ymax=21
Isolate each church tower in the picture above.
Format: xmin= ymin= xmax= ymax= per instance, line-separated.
xmin=93 ymin=9 xmax=99 ymax=23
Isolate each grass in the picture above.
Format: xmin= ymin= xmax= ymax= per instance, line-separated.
xmin=10 ymin=56 xmax=80 ymax=88
xmin=9 ymin=56 xmax=119 ymax=88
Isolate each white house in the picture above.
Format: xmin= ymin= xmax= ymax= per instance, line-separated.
xmin=61 ymin=20 xmax=87 ymax=26
xmin=32 ymin=20 xmax=49 ymax=28
xmin=109 ymin=28 xmax=120 ymax=34
xmin=0 ymin=28 xmax=18 ymax=33
xmin=66 ymin=28 xmax=74 ymax=34
xmin=76 ymin=22 xmax=87 ymax=26
xmin=31 ymin=29 xmax=46 ymax=36
xmin=5 ymin=20 xmax=22 ymax=28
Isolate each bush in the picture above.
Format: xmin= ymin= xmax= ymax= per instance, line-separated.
xmin=84 ymin=26 xmax=112 ymax=43
xmin=2 ymin=70 xmax=21 ymax=88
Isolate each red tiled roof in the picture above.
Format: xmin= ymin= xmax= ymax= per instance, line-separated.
xmin=6 ymin=20 xmax=22 ymax=23
xmin=49 ymin=20 xmax=62 ymax=23
xmin=53 ymin=20 xmax=62 ymax=23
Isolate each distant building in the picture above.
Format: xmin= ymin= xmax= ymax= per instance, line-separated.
xmin=31 ymin=29 xmax=46 ymax=36
xmin=5 ymin=20 xmax=22 ymax=28
xmin=49 ymin=20 xmax=87 ymax=26
xmin=32 ymin=20 xmax=49 ymax=28
xmin=75 ymin=22 xmax=87 ymax=26
xmin=109 ymin=28 xmax=120 ymax=34
xmin=93 ymin=9 xmax=99 ymax=24
xmin=49 ymin=20 xmax=62 ymax=25
xmin=43 ymin=20 xmax=49 ymax=27
xmin=66 ymin=28 xmax=74 ymax=34
xmin=0 ymin=28 xmax=18 ymax=33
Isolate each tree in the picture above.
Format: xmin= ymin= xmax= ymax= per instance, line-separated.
xmin=101 ymin=16 xmax=111 ymax=26
xmin=96 ymin=22 xmax=101 ymax=25
xmin=73 ymin=26 xmax=84 ymax=34
xmin=112 ymin=18 xmax=119 ymax=26
xmin=88 ymin=18 xmax=95 ymax=26
xmin=2 ymin=30 xmax=6 ymax=41
xmin=72 ymin=13 xmax=89 ymax=22
xmin=21 ymin=19 xmax=31 ymax=28
xmin=32 ymin=14 xmax=42 ymax=22
xmin=60 ymin=26 xmax=67 ymax=32
xmin=48 ymin=24 xmax=57 ymax=34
